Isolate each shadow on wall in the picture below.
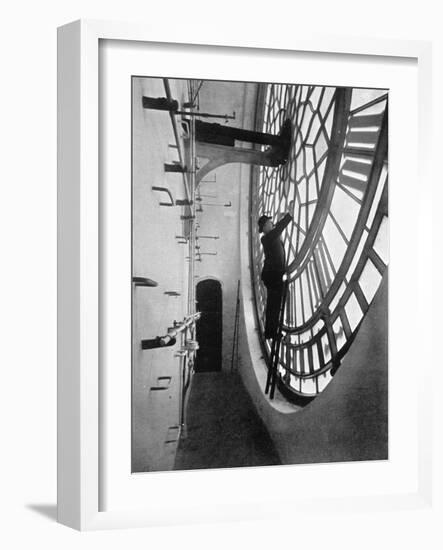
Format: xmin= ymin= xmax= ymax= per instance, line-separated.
xmin=239 ymin=272 xmax=389 ymax=465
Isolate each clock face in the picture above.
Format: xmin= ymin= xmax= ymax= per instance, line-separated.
xmin=250 ymin=83 xmax=389 ymax=402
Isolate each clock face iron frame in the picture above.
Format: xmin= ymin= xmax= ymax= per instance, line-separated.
xmin=250 ymin=82 xmax=389 ymax=404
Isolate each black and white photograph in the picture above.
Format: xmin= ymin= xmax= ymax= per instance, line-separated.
xmin=131 ymin=77 xmax=389 ymax=473
xmin=3 ymin=0 xmax=440 ymax=543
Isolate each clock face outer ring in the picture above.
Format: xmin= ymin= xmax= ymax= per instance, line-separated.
xmin=249 ymin=83 xmax=388 ymax=404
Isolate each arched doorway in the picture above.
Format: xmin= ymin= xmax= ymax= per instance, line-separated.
xmin=195 ymin=279 xmax=222 ymax=372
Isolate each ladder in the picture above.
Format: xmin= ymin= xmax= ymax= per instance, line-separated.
xmin=265 ymin=279 xmax=289 ymax=400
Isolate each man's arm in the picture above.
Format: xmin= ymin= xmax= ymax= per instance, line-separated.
xmin=263 ymin=212 xmax=293 ymax=242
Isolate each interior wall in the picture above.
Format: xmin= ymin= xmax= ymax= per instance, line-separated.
xmin=131 ymin=77 xmax=259 ymax=471
xmin=131 ymin=77 xmax=189 ymax=472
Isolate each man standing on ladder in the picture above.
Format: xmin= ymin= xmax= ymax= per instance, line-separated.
xmin=258 ymin=210 xmax=293 ymax=339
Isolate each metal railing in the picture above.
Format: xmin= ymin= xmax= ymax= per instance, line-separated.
xmin=141 ymin=312 xmax=201 ymax=350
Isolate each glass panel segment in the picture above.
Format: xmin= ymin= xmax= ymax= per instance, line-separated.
xmin=294 ymin=349 xmax=301 ymax=373
xmin=317 ymin=370 xmax=333 ymax=392
xmin=300 ymin=377 xmax=317 ymax=395
xmin=346 ymin=228 xmax=369 ymax=282
xmin=303 ymin=347 xmax=310 ymax=374
xmin=322 ymin=214 xmax=347 ymax=272
xmin=367 ymin=165 xmax=388 ymax=228
xmin=373 ymin=215 xmax=389 ymax=265
xmin=329 ymin=185 xmax=361 ymax=241
xmin=350 ymin=89 xmax=387 ymax=112
xmin=321 ymin=333 xmax=331 ymax=363
xmin=301 ymin=271 xmax=313 ymax=320
xmin=311 ymin=344 xmax=320 ymax=371
xmin=299 ymin=329 xmax=313 ymax=344
xmin=359 ymin=259 xmax=383 ymax=305
xmin=344 ymin=293 xmax=363 ymax=331
xmin=329 ymin=281 xmax=346 ymax=312
xmin=312 ymin=319 xmax=324 ymax=336
xmin=333 ymin=316 xmax=346 ymax=351
xmin=290 ymin=374 xmax=300 ymax=392
xmin=295 ymin=278 xmax=304 ymax=325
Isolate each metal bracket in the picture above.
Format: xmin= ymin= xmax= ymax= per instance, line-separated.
xmin=164 ymin=162 xmax=187 ymax=173
xmin=132 ymin=276 xmax=158 ymax=287
xmin=152 ymin=186 xmax=174 ymax=206
xmin=175 ymin=199 xmax=193 ymax=206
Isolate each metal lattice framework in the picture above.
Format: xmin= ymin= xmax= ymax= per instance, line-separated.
xmin=250 ymin=83 xmax=389 ymax=403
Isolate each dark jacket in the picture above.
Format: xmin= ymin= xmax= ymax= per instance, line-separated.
xmin=261 ymin=213 xmax=293 ymax=274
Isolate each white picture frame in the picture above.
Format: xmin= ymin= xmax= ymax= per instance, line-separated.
xmin=57 ymin=19 xmax=433 ymax=531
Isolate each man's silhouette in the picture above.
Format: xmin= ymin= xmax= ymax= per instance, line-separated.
xmin=258 ymin=212 xmax=293 ymax=339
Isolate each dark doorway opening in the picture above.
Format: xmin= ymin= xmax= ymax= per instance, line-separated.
xmin=195 ymin=279 xmax=222 ymax=372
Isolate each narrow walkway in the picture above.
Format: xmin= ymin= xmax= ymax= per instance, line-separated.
xmin=174 ymin=371 xmax=281 ymax=470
